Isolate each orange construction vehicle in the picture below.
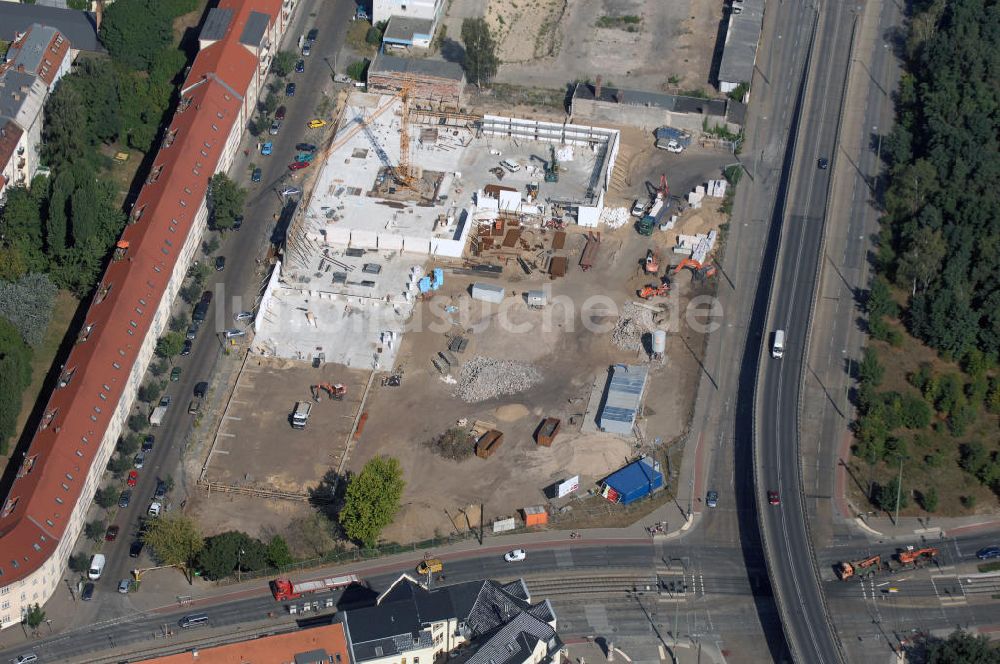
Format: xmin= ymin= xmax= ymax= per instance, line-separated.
xmin=311 ymin=383 xmax=346 ymax=402
xmin=639 ymin=283 xmax=670 ymax=299
xmin=896 ymin=547 xmax=938 ymax=566
xmin=836 ymin=555 xmax=881 ymax=580
xmin=644 ymin=249 xmax=660 ymax=275
xmin=673 ymin=257 xmax=717 ymax=281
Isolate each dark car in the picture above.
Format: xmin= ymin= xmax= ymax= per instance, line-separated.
xmin=301 ymin=43 xmax=311 ymax=57
xmin=194 ymin=381 xmax=209 ymax=398
xmin=767 ymin=490 xmax=780 ymax=506
xmin=181 ymin=339 xmax=193 ymax=356
xmin=706 ymin=490 xmax=719 ymax=508
xmin=142 ymin=435 xmax=154 ymax=451
xmin=233 ymin=215 xmax=244 ymax=230
xmin=977 ymin=546 xmax=1000 ymax=560
xmin=285 ymin=82 xmax=296 ymax=97
xmin=105 ymin=525 xmax=120 ymax=542
xmin=818 ymin=157 xmax=829 ymax=169
xmin=275 ymin=105 xmax=287 ymax=120
xmin=154 ymin=480 xmax=169 ymax=499
xmin=252 ymin=168 xmax=262 ymax=183
xmin=296 ymin=143 xmax=317 ymax=152
xmin=307 ymin=28 xmax=318 ymax=42
xmin=159 ymin=395 xmax=172 ymax=407
xmin=295 ymin=59 xmax=305 ymax=73
xmin=215 ymin=256 xmax=226 ymax=272
xmin=201 ymin=291 xmax=213 ymax=304
xmin=187 ymin=320 xmax=201 ymax=337
xmin=129 ymin=540 xmax=144 ymax=558
xmin=81 ymin=582 xmax=95 ymax=601
xmin=118 ymin=489 xmax=132 ymax=508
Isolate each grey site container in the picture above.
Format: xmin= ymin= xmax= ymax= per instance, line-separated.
xmin=471 ymin=282 xmax=505 ymax=304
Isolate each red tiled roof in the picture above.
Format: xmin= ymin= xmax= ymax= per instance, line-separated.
xmin=0 ymin=119 xmax=23 ymax=180
xmin=0 ymin=2 xmax=278 ymax=588
xmin=35 ymin=29 xmax=70 ymax=87
xmin=137 ymin=622 xmax=350 ymax=664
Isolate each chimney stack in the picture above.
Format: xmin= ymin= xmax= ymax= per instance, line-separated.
xmin=594 ymin=75 xmax=602 ymax=100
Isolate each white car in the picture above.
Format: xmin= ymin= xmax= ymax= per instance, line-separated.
xmin=665 ymin=140 xmax=684 ymax=153
xmin=631 ymin=199 xmax=648 ymax=217
xmin=147 ymin=501 xmax=162 ymax=517
xmin=234 ymin=311 xmax=254 ymax=322
xmin=118 ymin=578 xmax=130 ymax=594
xmin=504 ymin=549 xmax=526 ymax=562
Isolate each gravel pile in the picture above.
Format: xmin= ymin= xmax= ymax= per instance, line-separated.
xmin=455 ymin=356 xmax=543 ymax=402
xmin=611 ymin=303 xmax=655 ymax=350
xmin=601 ymin=206 xmax=631 ymax=229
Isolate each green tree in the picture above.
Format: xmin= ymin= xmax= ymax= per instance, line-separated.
xmin=202 ymin=235 xmax=221 ymax=256
xmin=46 ymin=170 xmax=74 ymax=255
xmin=197 ymin=531 xmax=267 ymax=579
xmin=107 ymin=452 xmax=132 ymax=477
xmin=925 ymin=630 xmax=997 ymax=664
xmin=23 ymin=604 xmax=46 ymax=633
xmin=156 ymin=332 xmax=185 ymax=359
xmin=339 ymin=456 xmax=405 ymax=548
xmin=95 ymin=486 xmax=120 ymax=509
xmin=272 ymin=50 xmax=297 ymax=77
xmin=865 ymin=277 xmax=897 ymax=319
xmin=0 ymin=185 xmax=47 ymax=272
xmin=0 ymin=273 xmax=57 ymax=347
xmin=142 ymin=515 xmax=204 ymax=582
xmin=262 ymin=91 xmax=280 ymax=118
xmin=0 ymin=317 xmax=33 ymax=452
xmin=128 ymin=412 xmax=149 ymax=432
xmin=858 ymin=347 xmax=884 ymax=387
xmin=208 ymin=173 xmax=247 ymax=232
xmin=100 ymin=0 xmax=174 ymax=70
xmin=876 ymin=476 xmax=906 ymax=512
xmin=289 ymin=513 xmax=335 ymax=557
xmin=137 ymin=381 xmax=164 ymax=404
xmin=117 ymin=433 xmax=142 ymax=456
xmin=169 ymin=314 xmax=189 ymax=333
xmin=84 ymin=519 xmax=106 ymax=542
xmin=346 ymin=59 xmax=369 ymax=81
xmin=68 ymin=552 xmax=91 ymax=574
xmin=920 ymin=486 xmax=939 ymax=512
xmin=366 ymin=26 xmax=383 ymax=44
xmin=150 ymin=358 xmax=169 ymax=377
xmin=461 ymin=18 xmax=500 ymax=88
xmin=266 ymin=535 xmax=294 ymax=568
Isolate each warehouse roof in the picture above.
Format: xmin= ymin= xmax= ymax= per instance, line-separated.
xmin=370 ymin=51 xmax=465 ymax=81
xmin=0 ymin=3 xmax=100 ymax=52
xmin=717 ymin=0 xmax=766 ymax=86
xmin=599 ymin=364 xmax=648 ymax=429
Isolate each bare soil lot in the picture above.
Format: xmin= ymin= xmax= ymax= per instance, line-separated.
xmin=484 ymin=0 xmax=723 ymax=93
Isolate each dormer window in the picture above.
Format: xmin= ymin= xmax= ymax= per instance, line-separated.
xmin=95 ymin=282 xmax=112 ymax=303
xmin=147 ymin=166 xmax=164 ymax=185
xmin=38 ymin=408 xmax=57 ymax=431
xmin=132 ymin=204 xmax=146 ymax=223
xmin=78 ymin=323 xmax=95 ymax=343
xmin=58 ymin=366 xmax=76 ymax=387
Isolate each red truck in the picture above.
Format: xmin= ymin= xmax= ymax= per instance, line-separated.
xmin=270 ymin=573 xmax=361 ymax=601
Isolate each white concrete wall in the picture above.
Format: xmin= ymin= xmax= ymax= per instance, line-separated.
xmin=373 ymin=0 xmax=442 ymax=23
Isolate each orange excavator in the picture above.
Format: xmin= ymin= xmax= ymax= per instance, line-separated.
xmin=896 ymin=547 xmax=938 ymax=566
xmin=673 ymin=257 xmax=717 ymax=281
xmin=311 ymin=383 xmax=346 ymax=402
xmin=639 ymin=283 xmax=670 ymax=299
xmin=836 ymin=555 xmax=881 ymax=581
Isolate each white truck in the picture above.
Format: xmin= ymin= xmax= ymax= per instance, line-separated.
xmin=291 ymin=401 xmax=311 ymax=430
xmin=149 ymin=405 xmax=168 ymax=427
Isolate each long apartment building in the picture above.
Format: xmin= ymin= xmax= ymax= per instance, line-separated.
xmin=0 ymin=0 xmax=295 ymax=630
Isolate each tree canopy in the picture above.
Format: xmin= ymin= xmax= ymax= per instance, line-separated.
xmin=922 ymin=629 xmax=999 ymax=664
xmin=0 ymin=317 xmax=32 ymax=453
xmin=208 ymin=173 xmax=247 ymax=231
xmin=461 ymin=18 xmax=500 ymax=88
xmin=142 ymin=515 xmax=204 ymax=580
xmin=879 ymin=0 xmax=1000 ymax=360
xmin=197 ymin=531 xmax=268 ymax=580
xmin=339 ymin=456 xmax=405 ymax=548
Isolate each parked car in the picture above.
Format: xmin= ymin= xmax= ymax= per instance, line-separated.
xmin=261 ymin=141 xmax=273 ymax=155
xmin=118 ymin=579 xmax=130 ymax=594
xmin=706 ymin=490 xmax=719 ymax=508
xmin=133 ymin=452 xmax=145 ymax=469
xmin=296 ymin=143 xmax=317 ymax=152
xmin=234 ymin=311 xmax=254 ymax=322
xmin=333 ymin=73 xmax=352 ymax=84
xmin=200 ymin=291 xmax=213 ymax=304
xmin=129 ymin=540 xmax=144 ymax=558
xmin=14 ymin=654 xmax=38 ymax=664
xmin=224 ymin=328 xmax=247 ymax=338
xmin=504 ymin=549 xmax=526 ymax=562
xmin=194 ymin=381 xmax=209 ymax=398
xmin=233 ymin=215 xmax=244 ymax=230
xmin=215 ymin=256 xmax=226 ymax=271
xmin=154 ymin=480 xmax=169 ymax=499
xmin=307 ymin=119 xmax=327 ymax=128
xmin=288 ymin=161 xmax=310 ymax=170
xmin=275 ymin=106 xmax=286 ymax=120
xmin=269 ymin=120 xmax=281 ymax=135
xmin=118 ymin=489 xmax=132 ymax=508
xmin=188 ymin=398 xmax=202 ymax=415
xmin=105 ymin=525 xmax=120 ymax=542
xmin=142 ymin=435 xmax=154 ymax=451
xmin=301 ymin=42 xmax=311 ymax=56
xmin=186 ymin=323 xmax=200 ymax=340
xmin=280 ymin=186 xmax=302 ymax=197
xmin=818 ymin=157 xmax=829 ymax=169
xmin=307 ymin=28 xmax=318 ymax=42
xmin=295 ymin=59 xmax=305 ymax=73
xmin=81 ymin=582 xmax=95 ymax=601
xmin=181 ymin=339 xmax=193 ymax=356
xmin=767 ymin=490 xmax=780 ymax=506
xmin=285 ymin=82 xmax=296 ymax=97
xmin=170 ymin=367 xmax=182 ymax=382
xmin=976 ymin=546 xmax=1000 ymax=560
xmin=665 ymin=139 xmax=684 ymax=153
xmin=252 ymin=168 xmax=262 ymax=182
xmin=148 ymin=502 xmax=162 ymax=517
xmin=127 ymin=470 xmax=139 ymax=487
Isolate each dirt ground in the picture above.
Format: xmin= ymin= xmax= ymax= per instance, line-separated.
xmin=484 ymin=0 xmax=724 ymax=93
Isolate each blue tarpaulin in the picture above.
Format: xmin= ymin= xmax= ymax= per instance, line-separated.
xmin=601 ymin=457 xmax=664 ymax=505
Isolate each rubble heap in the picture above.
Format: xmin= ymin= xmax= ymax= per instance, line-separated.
xmin=455 ymin=356 xmax=543 ymax=403
xmin=611 ymin=303 xmax=655 ymax=350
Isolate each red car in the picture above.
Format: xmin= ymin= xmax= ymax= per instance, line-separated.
xmin=105 ymin=525 xmax=120 ymax=542
xmin=767 ymin=490 xmax=780 ymax=506
xmin=288 ymin=161 xmax=310 ymax=170
xmin=127 ymin=470 xmax=139 ymax=487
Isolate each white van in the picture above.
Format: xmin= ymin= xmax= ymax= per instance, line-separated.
xmin=88 ymin=554 xmax=106 ymax=580
xmin=772 ymin=330 xmax=785 ymax=359
xmin=500 ymin=158 xmax=521 ymax=173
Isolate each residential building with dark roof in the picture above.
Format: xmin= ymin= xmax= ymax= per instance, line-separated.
xmin=0 ymin=23 xmax=72 ymax=198
xmin=367 ymin=50 xmax=465 ymax=108
xmin=342 ymin=575 xmax=564 ymax=664
xmin=0 ymin=3 xmax=100 ymax=54
xmin=0 ymin=0 xmax=293 ymax=631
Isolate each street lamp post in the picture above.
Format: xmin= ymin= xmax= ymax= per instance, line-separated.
xmin=872 ymin=126 xmax=882 ymax=195
xmin=237 ymin=548 xmax=245 ymax=583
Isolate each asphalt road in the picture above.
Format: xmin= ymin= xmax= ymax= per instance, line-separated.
xmin=82 ymin=0 xmax=355 ymax=623
xmin=753 ymin=0 xmax=861 ymax=660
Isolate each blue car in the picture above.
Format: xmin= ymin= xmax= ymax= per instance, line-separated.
xmin=977 ymin=546 xmax=1000 ymax=560
xmin=261 ymin=142 xmax=273 ymax=156
xmin=295 ymin=59 xmax=305 ymax=73
xmin=286 ymin=82 xmax=296 ymax=97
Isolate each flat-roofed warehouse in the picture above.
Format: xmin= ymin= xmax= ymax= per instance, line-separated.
xmin=367 ymin=51 xmax=465 ymax=107
xmin=717 ymin=0 xmax=766 ymax=95
xmin=598 ymin=364 xmax=649 ymax=435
